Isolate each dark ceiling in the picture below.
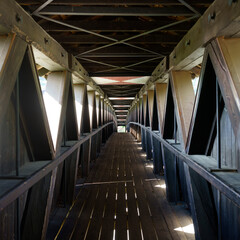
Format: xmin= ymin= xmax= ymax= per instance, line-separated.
xmin=16 ymin=0 xmax=213 ymax=125
xmin=100 ymin=85 xmax=143 ymax=97
xmin=17 ymin=0 xmax=213 ymax=76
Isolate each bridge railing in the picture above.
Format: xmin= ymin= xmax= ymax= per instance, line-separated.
xmin=128 ymin=122 xmax=240 ymax=240
xmin=0 ymin=122 xmax=114 ymax=239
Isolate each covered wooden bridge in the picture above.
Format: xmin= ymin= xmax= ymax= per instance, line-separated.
xmin=0 ymin=0 xmax=240 ymax=239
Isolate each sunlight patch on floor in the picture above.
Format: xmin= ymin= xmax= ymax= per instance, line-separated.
xmin=145 ymin=164 xmax=153 ymax=169
xmin=174 ymin=224 xmax=195 ymax=234
xmin=154 ymin=184 xmax=166 ymax=189
xmin=145 ymin=162 xmax=153 ymax=169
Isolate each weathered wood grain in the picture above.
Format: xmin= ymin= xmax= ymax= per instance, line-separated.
xmin=170 ymin=71 xmax=195 ymax=148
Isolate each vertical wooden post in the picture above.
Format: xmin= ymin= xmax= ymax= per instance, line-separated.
xmin=155 ymin=83 xmax=167 ymax=136
xmin=184 ymin=163 xmax=218 ymax=240
xmin=74 ymin=84 xmax=91 ymax=177
xmin=170 ymin=71 xmax=195 ymax=148
xmin=145 ymin=92 xmax=152 ymax=159
xmin=44 ymin=71 xmax=71 ymax=155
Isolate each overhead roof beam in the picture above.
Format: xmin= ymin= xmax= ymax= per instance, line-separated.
xmin=41 ymin=20 xmax=193 ymax=32
xmin=113 ymin=105 xmax=131 ymax=107
xmin=91 ymin=72 xmax=152 ymax=77
xmin=133 ymin=0 xmax=240 ymax=109
xmin=35 ymin=14 xmax=163 ymax=56
xmin=78 ymin=57 xmax=145 ymax=73
xmin=52 ymin=34 xmax=181 ymax=45
xmin=74 ymin=16 xmax=197 ymax=57
xmin=35 ymin=14 xmax=197 ymax=61
xmin=109 ymin=97 xmax=135 ymax=100
xmin=170 ymin=0 xmax=240 ymax=70
xmin=177 ymin=0 xmax=200 ymax=15
xmin=39 ymin=6 xmax=195 ymax=16
xmin=66 ymin=46 xmax=173 ymax=56
xmin=0 ymin=0 xmax=115 ymax=106
xmin=31 ymin=0 xmax=53 ymax=15
xmin=80 ymin=54 xmax=159 ymax=58
xmin=102 ymin=90 xmax=142 ymax=95
xmin=94 ymin=56 xmax=163 ymax=74
xmin=19 ymin=0 xmax=200 ymax=6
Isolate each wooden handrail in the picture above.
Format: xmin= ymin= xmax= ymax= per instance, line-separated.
xmin=128 ymin=122 xmax=240 ymax=207
xmin=0 ymin=122 xmax=114 ymax=211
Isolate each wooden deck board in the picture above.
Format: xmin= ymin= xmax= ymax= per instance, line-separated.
xmin=47 ymin=133 xmax=195 ymax=240
xmin=115 ymin=182 xmax=127 ymax=240
xmin=126 ymin=182 xmax=142 ymax=240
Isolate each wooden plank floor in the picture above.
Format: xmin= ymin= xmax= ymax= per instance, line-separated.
xmin=47 ymin=133 xmax=195 ymax=240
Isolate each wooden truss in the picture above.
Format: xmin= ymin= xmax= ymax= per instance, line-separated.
xmin=0 ymin=32 xmax=117 ymax=239
xmin=127 ymin=38 xmax=240 ymax=239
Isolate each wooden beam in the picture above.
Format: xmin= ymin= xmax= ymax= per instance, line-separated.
xmin=170 ymin=71 xmax=195 ymax=147
xmin=136 ymin=100 xmax=140 ymax=124
xmin=104 ymin=102 xmax=108 ymax=123
xmin=39 ymin=6 xmax=194 ymax=16
xmin=95 ymin=95 xmax=100 ymax=127
xmin=81 ymin=86 xmax=91 ymax=134
xmin=68 ymin=45 xmax=173 ymax=57
xmin=100 ymin=98 xmax=104 ymax=126
xmin=68 ymin=54 xmax=104 ymax=96
xmin=74 ymin=84 xmax=85 ymax=137
xmin=41 ymin=168 xmax=57 ymax=240
xmin=142 ymin=95 xmax=147 ymax=126
xmin=138 ymin=58 xmax=167 ymax=99
xmin=0 ymin=122 xmax=113 ymax=211
xmin=76 ymin=85 xmax=91 ymax=176
xmin=32 ymin=0 xmax=54 ymax=15
xmin=151 ymin=89 xmax=159 ymax=131
xmin=208 ymin=38 xmax=240 ymax=141
xmin=147 ymin=90 xmax=154 ymax=129
xmin=0 ymin=34 xmax=27 ymax=125
xmin=0 ymin=0 xmax=68 ymax=68
xmin=44 ymin=71 xmax=70 ymax=154
xmin=52 ymin=34 xmax=181 ymax=45
xmin=145 ymin=96 xmax=150 ymax=127
xmin=18 ymin=0 xmax=212 ymax=5
xmin=65 ymin=76 xmax=78 ymax=141
xmin=162 ymin=145 xmax=181 ymax=202
xmin=186 ymin=52 xmax=218 ymax=154
xmin=139 ymin=98 xmax=143 ymax=125
xmin=169 ymin=0 xmax=240 ymax=70
xmin=64 ymin=148 xmax=80 ymax=204
xmin=184 ymin=164 xmax=218 ymax=240
xmin=88 ymin=91 xmax=97 ymax=131
xmin=152 ymin=135 xmax=163 ymax=174
xmin=0 ymin=0 xmax=108 ymax=100
xmin=19 ymin=46 xmax=54 ymax=160
xmin=155 ymin=83 xmax=168 ymax=135
xmin=21 ymin=173 xmax=55 ymax=240
xmin=163 ymin=80 xmax=175 ymax=139
xmin=41 ymin=20 xmax=193 ymax=32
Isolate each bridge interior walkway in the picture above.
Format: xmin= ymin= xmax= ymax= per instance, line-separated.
xmin=47 ymin=133 xmax=194 ymax=240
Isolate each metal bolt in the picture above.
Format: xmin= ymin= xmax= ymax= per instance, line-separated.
xmin=208 ymin=12 xmax=216 ymax=22
xmin=228 ymin=0 xmax=237 ymax=6
xmin=15 ymin=13 xmax=22 ymax=23
xmin=44 ymin=37 xmax=48 ymax=44
xmin=185 ymin=40 xmax=191 ymax=46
